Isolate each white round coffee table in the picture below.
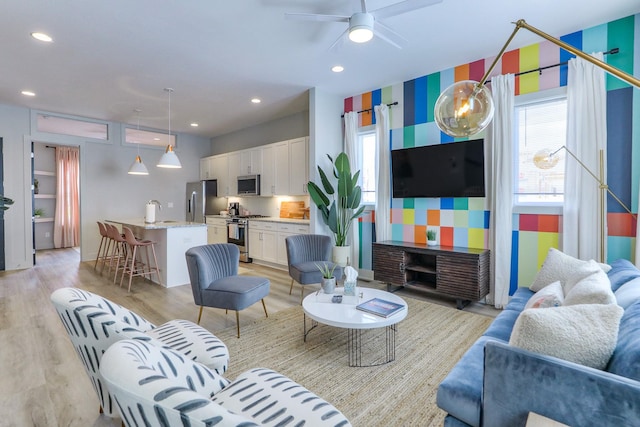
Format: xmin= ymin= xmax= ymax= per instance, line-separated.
xmin=302 ymin=287 xmax=408 ymax=367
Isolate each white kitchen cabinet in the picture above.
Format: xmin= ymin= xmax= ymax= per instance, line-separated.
xmin=206 ymin=217 xmax=227 ymax=244
xmin=200 ymin=156 xmax=212 ymax=180
xmin=288 ymin=137 xmax=309 ymax=196
xmin=240 ymin=148 xmax=262 ymax=176
xmin=209 ymin=154 xmax=229 ymax=197
xmin=227 ymin=152 xmax=240 ymax=196
xmin=201 ymin=154 xmax=229 ymax=195
xmin=261 ymin=141 xmax=289 ymax=196
xmin=249 ymin=221 xmax=277 ymax=263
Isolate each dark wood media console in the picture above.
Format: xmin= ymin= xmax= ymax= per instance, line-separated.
xmin=372 ymin=241 xmax=490 ymax=309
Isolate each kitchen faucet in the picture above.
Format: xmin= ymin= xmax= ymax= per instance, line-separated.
xmin=148 ymin=199 xmax=162 ymax=210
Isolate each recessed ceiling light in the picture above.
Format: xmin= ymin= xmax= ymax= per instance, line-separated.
xmin=31 ymin=32 xmax=53 ymax=42
xmin=21 ymin=90 xmax=36 ymax=97
xmin=153 ymin=137 xmax=161 ymax=141
xmin=331 ymin=65 xmax=344 ymax=73
xmin=190 ymin=123 xmax=198 ymax=127
xmin=251 ymin=98 xmax=261 ymax=104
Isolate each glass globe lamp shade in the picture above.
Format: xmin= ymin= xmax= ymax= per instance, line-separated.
xmin=434 ymin=80 xmax=495 ymax=138
xmin=533 ymin=148 xmax=560 ymax=169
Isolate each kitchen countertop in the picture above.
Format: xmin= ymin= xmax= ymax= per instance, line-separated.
xmin=106 ymin=219 xmax=206 ymax=229
xmin=204 ymin=215 xmax=310 ymax=225
xmin=249 ymin=217 xmax=310 ymax=225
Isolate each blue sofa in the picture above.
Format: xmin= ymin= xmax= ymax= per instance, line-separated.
xmin=437 ymin=259 xmax=640 ymax=427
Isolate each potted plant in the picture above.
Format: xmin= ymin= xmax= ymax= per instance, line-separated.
xmin=315 ymin=262 xmax=337 ymax=294
xmin=34 ymin=208 xmax=45 ymax=218
xmin=427 ymin=229 xmax=437 ymax=246
xmin=307 ymin=152 xmax=365 ymax=266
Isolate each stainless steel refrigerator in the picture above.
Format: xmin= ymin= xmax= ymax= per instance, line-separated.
xmin=186 ymin=180 xmax=226 ymax=223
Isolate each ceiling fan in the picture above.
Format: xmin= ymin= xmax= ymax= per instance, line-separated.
xmin=285 ymin=0 xmax=443 ymax=49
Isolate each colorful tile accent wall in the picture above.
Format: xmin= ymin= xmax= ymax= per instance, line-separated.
xmin=346 ymin=14 xmax=639 ymax=291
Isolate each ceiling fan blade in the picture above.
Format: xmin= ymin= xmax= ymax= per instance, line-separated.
xmin=374 ymin=21 xmax=408 ymax=49
xmin=372 ymin=0 xmax=443 ymax=20
xmin=285 ymin=12 xmax=349 ymax=23
xmin=328 ymin=27 xmax=349 ymax=52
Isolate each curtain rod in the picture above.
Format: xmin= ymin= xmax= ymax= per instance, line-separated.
xmin=342 ymin=101 xmax=398 ymax=117
xmin=486 ymin=47 xmax=619 ymax=84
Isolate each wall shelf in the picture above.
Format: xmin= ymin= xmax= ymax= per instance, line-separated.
xmin=34 ymin=217 xmax=54 ymax=223
xmin=34 ymin=194 xmax=56 ymax=199
xmin=34 ymin=170 xmax=56 ymax=176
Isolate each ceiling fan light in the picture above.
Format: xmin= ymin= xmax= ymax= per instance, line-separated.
xmin=348 ymin=12 xmax=374 ymax=43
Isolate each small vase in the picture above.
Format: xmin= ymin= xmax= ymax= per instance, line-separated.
xmin=427 ymin=240 xmax=437 ymax=246
xmin=321 ymin=277 xmax=336 ymax=294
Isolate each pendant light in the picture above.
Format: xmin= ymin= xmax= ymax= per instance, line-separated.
xmin=128 ymin=109 xmax=149 ymax=175
xmin=157 ymin=87 xmax=182 ymax=168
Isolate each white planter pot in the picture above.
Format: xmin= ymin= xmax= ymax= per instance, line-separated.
xmin=427 ymin=240 xmax=437 ymax=246
xmin=321 ymin=277 xmax=336 ymax=294
xmin=332 ymin=245 xmax=350 ymax=267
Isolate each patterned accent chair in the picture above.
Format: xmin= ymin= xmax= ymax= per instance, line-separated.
xmin=100 ymin=339 xmax=352 ymax=427
xmin=285 ymin=234 xmax=344 ymax=303
xmin=185 ymin=243 xmax=270 ymax=338
xmin=50 ymin=287 xmax=230 ymax=417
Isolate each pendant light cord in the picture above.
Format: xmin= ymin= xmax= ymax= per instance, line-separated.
xmin=165 ymin=88 xmax=173 ymax=146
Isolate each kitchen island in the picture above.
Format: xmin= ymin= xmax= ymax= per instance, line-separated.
xmin=106 ymin=219 xmax=207 ymax=288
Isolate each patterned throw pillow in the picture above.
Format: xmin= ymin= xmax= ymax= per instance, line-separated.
xmin=524 ymin=281 xmax=564 ymax=309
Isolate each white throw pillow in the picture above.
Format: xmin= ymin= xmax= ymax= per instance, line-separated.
xmin=530 ymin=248 xmax=609 ymax=292
xmin=563 ymin=259 xmax=606 ymax=295
xmin=524 ymin=281 xmax=564 ymax=309
xmin=564 ymin=267 xmax=616 ymax=306
xmin=509 ymin=304 xmax=623 ymax=369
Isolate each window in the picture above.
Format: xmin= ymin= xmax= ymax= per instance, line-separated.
xmin=358 ymin=131 xmax=376 ymax=204
xmin=514 ymin=93 xmax=567 ymax=205
xmin=36 ymin=113 xmax=108 ymax=140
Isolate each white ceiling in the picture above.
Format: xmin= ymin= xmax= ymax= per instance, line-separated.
xmin=2 ymin=0 xmax=639 ymax=139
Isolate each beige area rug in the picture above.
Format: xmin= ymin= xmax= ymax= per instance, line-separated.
xmin=216 ymin=296 xmax=493 ymax=427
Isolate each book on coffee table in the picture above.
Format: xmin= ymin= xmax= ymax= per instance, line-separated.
xmin=356 ymin=297 xmax=405 ymax=318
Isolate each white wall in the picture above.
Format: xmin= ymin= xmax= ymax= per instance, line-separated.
xmin=0 ymin=103 xmax=211 ymax=270
xmin=210 ymin=111 xmax=309 ymax=155
xmin=308 ymin=88 xmax=344 ymax=238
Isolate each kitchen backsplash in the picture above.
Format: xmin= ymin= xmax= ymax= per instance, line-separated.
xmin=226 ymin=195 xmax=309 ymax=218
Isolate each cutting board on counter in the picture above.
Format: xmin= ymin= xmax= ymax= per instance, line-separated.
xmin=280 ymin=201 xmax=306 ymax=219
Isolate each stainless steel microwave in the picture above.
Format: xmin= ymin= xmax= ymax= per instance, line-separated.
xmin=237 ymin=175 xmax=260 ymax=196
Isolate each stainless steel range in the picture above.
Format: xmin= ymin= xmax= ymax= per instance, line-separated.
xmin=226 ymin=215 xmax=269 ymax=263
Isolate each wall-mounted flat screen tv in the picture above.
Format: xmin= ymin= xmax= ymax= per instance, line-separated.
xmin=391 ymin=139 xmax=485 ymax=198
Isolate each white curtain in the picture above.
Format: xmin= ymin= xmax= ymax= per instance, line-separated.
xmin=374 ymin=104 xmax=391 ymax=242
xmin=564 ymin=53 xmax=606 ymax=262
xmin=54 ymin=146 xmax=80 ymax=248
xmin=343 ymin=111 xmax=359 ymax=267
xmin=487 ymin=74 xmax=514 ymax=309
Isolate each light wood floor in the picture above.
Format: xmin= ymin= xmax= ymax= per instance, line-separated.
xmin=0 ymin=248 xmax=498 ymax=427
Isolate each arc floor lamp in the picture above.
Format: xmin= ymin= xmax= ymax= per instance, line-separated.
xmin=433 ymin=19 xmax=640 ymax=263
